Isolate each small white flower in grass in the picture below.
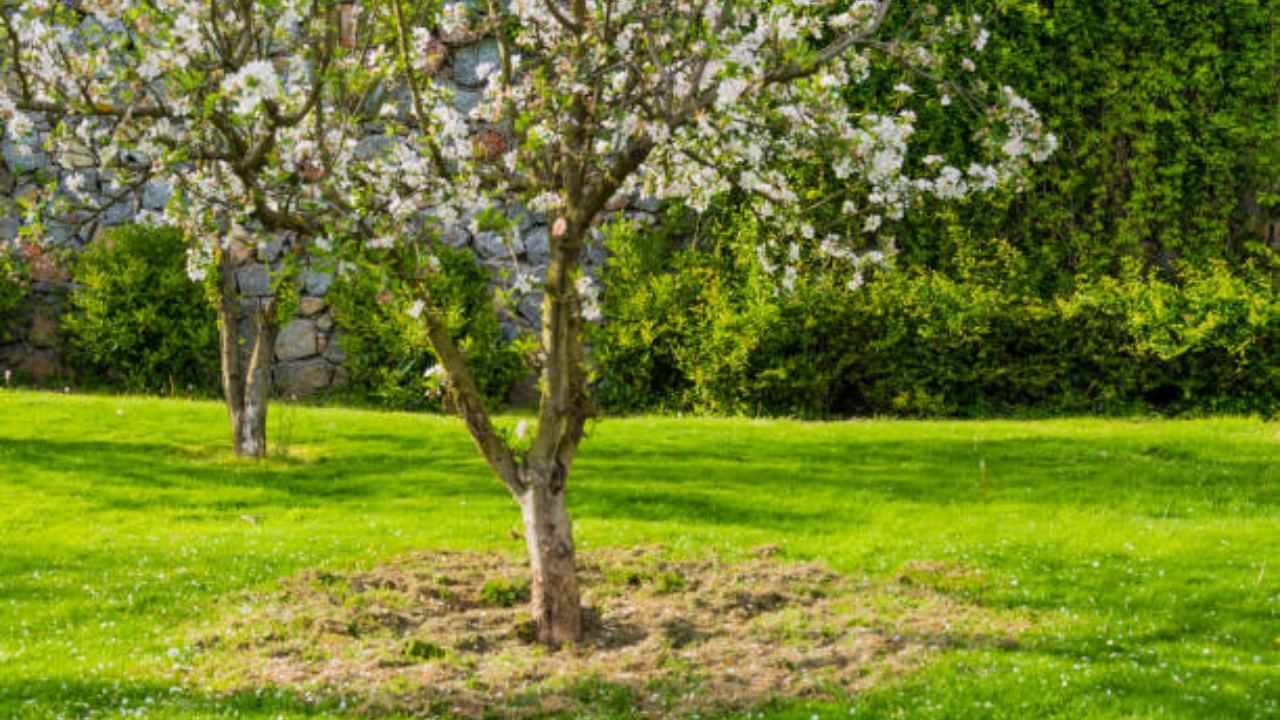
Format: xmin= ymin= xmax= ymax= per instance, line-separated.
xmin=893 ymin=83 xmax=914 ymax=95
xmin=406 ymin=300 xmax=424 ymax=320
xmin=515 ymin=420 xmax=528 ymax=440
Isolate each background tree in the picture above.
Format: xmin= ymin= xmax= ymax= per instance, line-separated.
xmin=0 ymin=0 xmax=378 ymax=457
xmin=345 ymin=0 xmax=1055 ymax=645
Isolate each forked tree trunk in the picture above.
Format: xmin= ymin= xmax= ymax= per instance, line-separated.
xmin=519 ymin=470 xmax=582 ymax=645
xmin=216 ymin=257 xmax=279 ymax=459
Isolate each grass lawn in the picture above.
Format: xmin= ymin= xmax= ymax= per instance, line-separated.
xmin=0 ymin=390 xmax=1275 ymax=719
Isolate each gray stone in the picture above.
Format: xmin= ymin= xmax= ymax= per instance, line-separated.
xmin=41 ymin=220 xmax=77 ymax=246
xmin=453 ymin=88 xmax=484 ymax=116
xmin=585 ymin=240 xmax=608 ymax=270
xmin=0 ymin=215 xmax=19 ymax=243
xmin=61 ymin=140 xmax=97 ymax=168
xmin=442 ymin=224 xmax=471 ymax=248
xmin=141 ymin=180 xmax=172 ymax=211
xmin=117 ymin=150 xmax=149 ymax=169
xmin=303 ymin=270 xmax=334 ymax=296
xmin=275 ymin=319 xmax=318 ymax=361
xmin=2 ymin=139 xmax=48 ymax=173
xmin=0 ymin=166 xmax=13 ymax=195
xmin=517 ymin=209 xmax=544 ymax=231
xmin=316 ymin=313 xmax=334 ymax=332
xmin=331 ymin=366 xmax=350 ymax=387
xmin=516 ymin=291 xmax=544 ymax=325
xmin=454 ymin=38 xmax=501 ymax=87
xmin=60 ymin=169 xmax=99 ymax=197
xmin=523 ymin=225 xmax=550 ymax=265
xmin=299 ymin=296 xmax=327 ymax=317
xmin=473 ymin=230 xmax=508 ymax=259
xmin=355 ymin=134 xmax=394 ymax=161
xmin=275 ymin=358 xmax=332 ymax=397
xmin=236 ymin=265 xmax=273 ymax=297
xmin=99 ymin=200 xmax=134 ymax=226
xmin=257 ymin=236 xmax=286 ymax=263
xmin=322 ymin=336 xmax=346 ymax=363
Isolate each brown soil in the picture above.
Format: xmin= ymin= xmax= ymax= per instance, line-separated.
xmin=194 ymin=547 xmax=1029 ymax=718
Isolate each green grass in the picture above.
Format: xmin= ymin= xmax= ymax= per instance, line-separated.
xmin=0 ymin=389 xmax=1275 ymax=719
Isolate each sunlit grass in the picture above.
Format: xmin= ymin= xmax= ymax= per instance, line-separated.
xmin=0 ymin=390 xmax=1275 ymax=718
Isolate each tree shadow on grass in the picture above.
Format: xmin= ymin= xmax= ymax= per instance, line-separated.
xmin=0 ymin=435 xmax=496 ymax=511
xmin=575 ymin=434 xmax=1275 ymax=517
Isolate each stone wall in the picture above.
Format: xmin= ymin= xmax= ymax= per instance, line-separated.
xmin=0 ymin=245 xmax=70 ymax=383
xmin=0 ymin=34 xmax=662 ymax=396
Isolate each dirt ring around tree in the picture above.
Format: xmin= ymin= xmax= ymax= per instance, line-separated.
xmin=192 ymin=547 xmax=1030 ymax=718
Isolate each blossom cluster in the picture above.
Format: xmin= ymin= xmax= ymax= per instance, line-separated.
xmin=0 ymin=0 xmax=1056 ymax=319
xmin=357 ymin=0 xmax=1055 ymax=308
xmin=0 ymin=0 xmax=377 ymax=284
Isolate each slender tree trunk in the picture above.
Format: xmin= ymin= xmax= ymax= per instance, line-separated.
xmin=519 ymin=467 xmax=581 ymax=645
xmin=216 ymin=256 xmax=278 ymax=459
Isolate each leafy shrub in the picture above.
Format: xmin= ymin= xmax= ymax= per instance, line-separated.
xmin=326 ymin=246 xmax=529 ymax=411
xmin=0 ymin=246 xmax=27 ymax=342
xmin=61 ymin=224 xmax=219 ymax=394
xmin=596 ymin=225 xmax=1279 ymax=417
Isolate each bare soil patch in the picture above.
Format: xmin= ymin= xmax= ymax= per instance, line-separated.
xmin=194 ymin=547 xmax=1029 ymax=718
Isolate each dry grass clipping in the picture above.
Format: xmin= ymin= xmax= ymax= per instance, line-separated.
xmin=193 ymin=547 xmax=1030 ymax=718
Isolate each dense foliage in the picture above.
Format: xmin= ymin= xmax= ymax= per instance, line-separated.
xmin=326 ymin=247 xmax=530 ymax=411
xmin=891 ymin=0 xmax=1278 ymax=280
xmin=594 ymin=0 xmax=1279 ymax=417
xmin=596 ymin=214 xmax=1279 ymax=417
xmin=0 ymin=247 xmax=26 ymax=343
xmin=61 ymin=225 xmax=219 ymax=394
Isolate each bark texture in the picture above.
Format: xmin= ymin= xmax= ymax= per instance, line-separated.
xmin=217 ymin=257 xmax=278 ymax=459
xmin=520 ymin=476 xmax=581 ymax=645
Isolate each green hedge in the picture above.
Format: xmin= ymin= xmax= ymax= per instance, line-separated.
xmin=60 ymin=225 xmax=220 ymax=394
xmin=595 ymin=226 xmax=1279 ymax=417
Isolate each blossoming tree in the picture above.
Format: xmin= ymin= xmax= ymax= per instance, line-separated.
xmin=351 ymin=0 xmax=1056 ymax=644
xmin=0 ymin=0 xmax=377 ymax=457
xmin=1 ymin=0 xmax=1055 ymax=645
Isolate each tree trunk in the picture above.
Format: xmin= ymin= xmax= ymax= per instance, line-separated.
xmin=519 ymin=468 xmax=582 ymax=646
xmin=216 ymin=257 xmax=278 ymax=459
